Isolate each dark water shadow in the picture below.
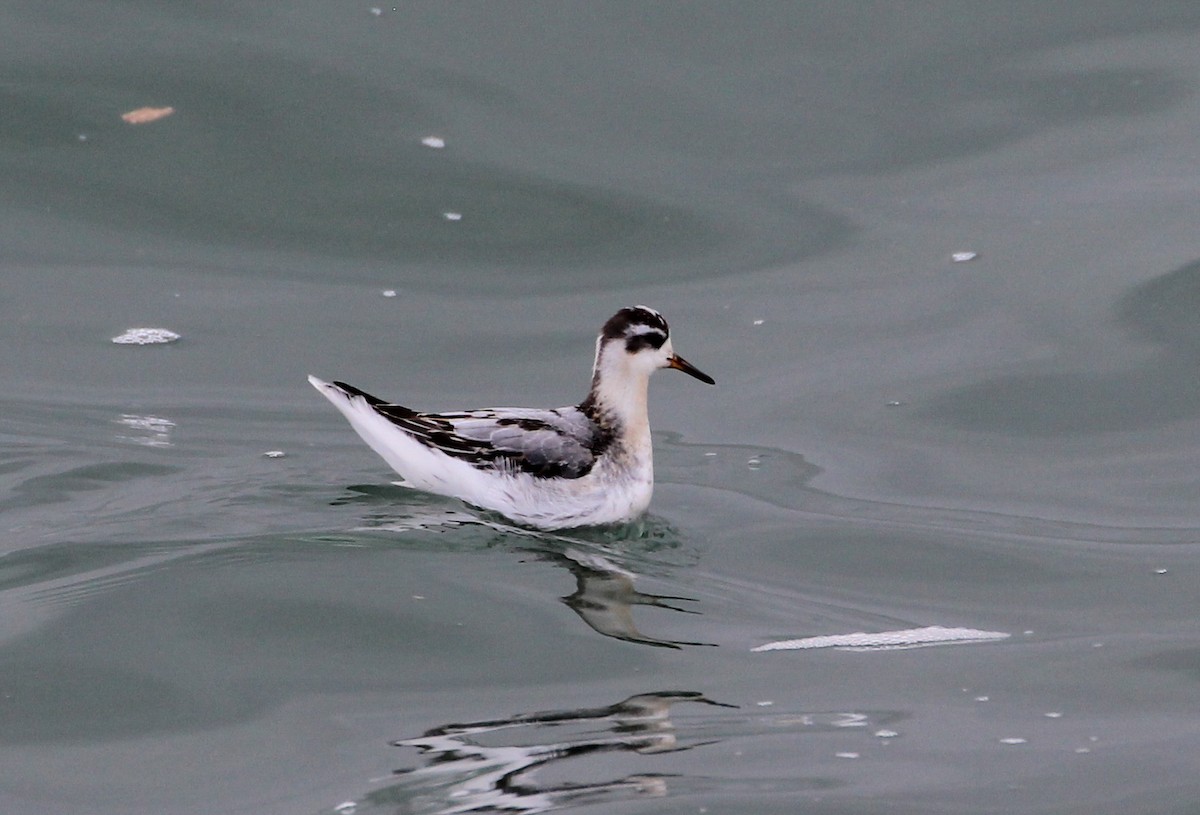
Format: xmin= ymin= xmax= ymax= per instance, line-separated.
xmin=1135 ymin=646 xmax=1200 ymax=683
xmin=922 ymin=259 xmax=1200 ymax=435
xmin=848 ymin=63 xmax=1189 ymax=175
xmin=0 ymin=54 xmax=853 ymax=293
xmin=0 ymin=460 xmax=181 ymax=513
xmin=5 ymin=6 xmax=1200 ymax=297
xmin=658 ymin=433 xmax=1200 ymax=545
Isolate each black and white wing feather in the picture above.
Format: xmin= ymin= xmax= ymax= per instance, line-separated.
xmin=332 ymin=381 xmax=609 ymax=479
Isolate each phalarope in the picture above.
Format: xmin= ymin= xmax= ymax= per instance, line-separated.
xmin=309 ymin=306 xmax=714 ymax=529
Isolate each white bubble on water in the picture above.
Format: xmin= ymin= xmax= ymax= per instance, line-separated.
xmin=112 ymin=327 xmax=180 ymax=345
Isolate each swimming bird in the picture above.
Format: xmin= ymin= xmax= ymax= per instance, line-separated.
xmin=308 ymin=306 xmax=714 ymax=529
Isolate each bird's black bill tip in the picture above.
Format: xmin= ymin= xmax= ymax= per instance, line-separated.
xmin=668 ymin=354 xmax=715 ymax=385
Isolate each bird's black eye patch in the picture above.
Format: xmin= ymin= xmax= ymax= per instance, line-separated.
xmin=624 ymin=330 xmax=667 ymax=353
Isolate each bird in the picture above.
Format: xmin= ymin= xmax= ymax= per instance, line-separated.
xmin=308 ymin=305 xmax=714 ymax=530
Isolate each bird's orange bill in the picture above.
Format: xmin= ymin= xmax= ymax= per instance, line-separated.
xmin=668 ymin=354 xmax=715 ymax=385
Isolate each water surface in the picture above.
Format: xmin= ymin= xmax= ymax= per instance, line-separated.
xmin=3 ymin=4 xmax=1200 ymax=814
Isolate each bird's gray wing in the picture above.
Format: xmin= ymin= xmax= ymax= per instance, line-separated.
xmin=435 ymin=407 xmax=608 ymax=479
xmin=328 ymin=381 xmax=608 ymax=478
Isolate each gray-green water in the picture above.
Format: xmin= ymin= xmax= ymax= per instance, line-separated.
xmin=4 ymin=4 xmax=1200 ymax=813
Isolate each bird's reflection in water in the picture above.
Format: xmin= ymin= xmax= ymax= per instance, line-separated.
xmin=339 ymin=691 xmax=736 ymax=815
xmin=537 ymin=548 xmax=715 ymax=648
xmin=344 ymin=501 xmax=713 ymax=649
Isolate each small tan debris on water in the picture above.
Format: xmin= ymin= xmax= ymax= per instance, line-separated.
xmin=121 ymin=106 xmax=175 ymax=125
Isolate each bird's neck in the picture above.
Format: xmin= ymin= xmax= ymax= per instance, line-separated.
xmin=581 ymin=345 xmax=652 ymax=434
xmin=585 ymin=372 xmax=650 ymax=429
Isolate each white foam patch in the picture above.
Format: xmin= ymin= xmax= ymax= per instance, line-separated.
xmin=114 ymin=414 xmax=175 ymax=447
xmin=112 ymin=327 xmax=180 ymax=345
xmin=752 ymin=625 xmax=1010 ymax=652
